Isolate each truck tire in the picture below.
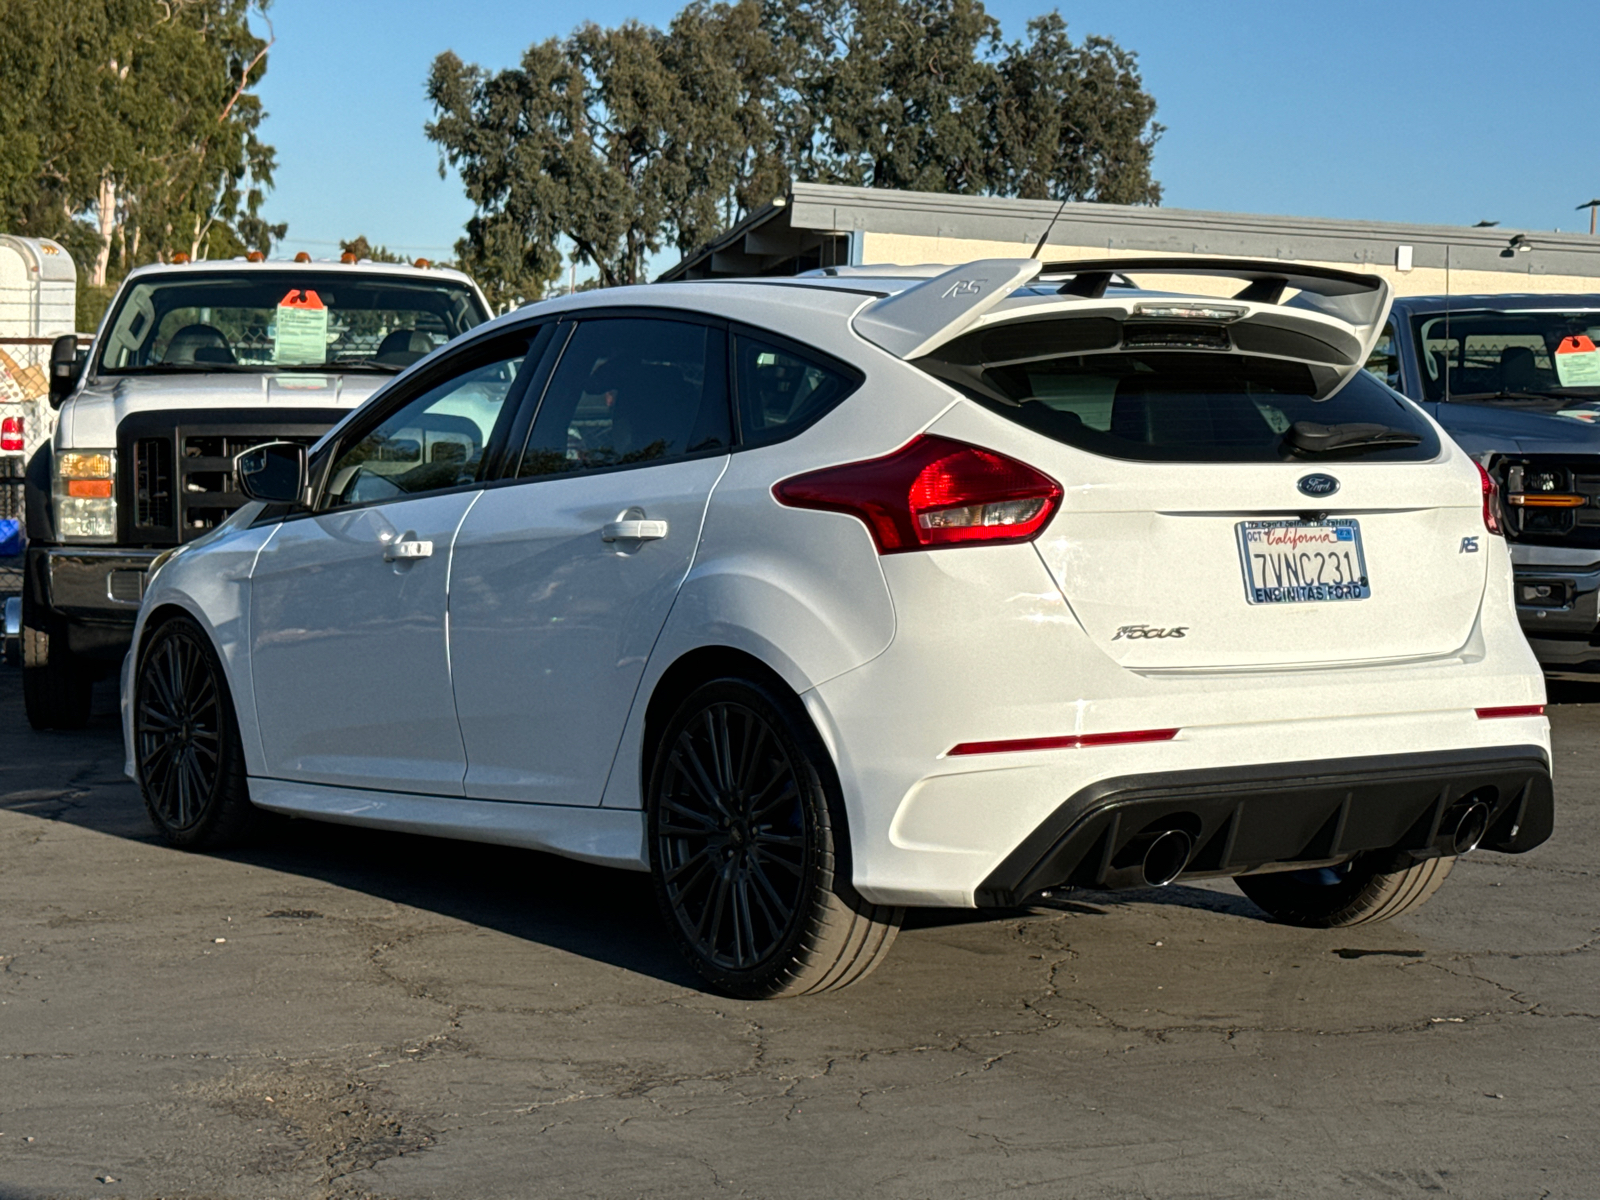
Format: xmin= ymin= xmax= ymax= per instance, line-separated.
xmin=1235 ymin=854 xmax=1455 ymax=928
xmin=21 ymin=598 xmax=92 ymax=731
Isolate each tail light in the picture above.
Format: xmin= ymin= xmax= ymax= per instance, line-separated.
xmin=0 ymin=416 xmax=21 ymax=453
xmin=1477 ymin=461 xmax=1503 ymax=535
xmin=773 ymin=435 xmax=1062 ymax=553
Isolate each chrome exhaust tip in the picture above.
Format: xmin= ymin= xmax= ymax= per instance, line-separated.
xmin=1451 ymin=801 xmax=1491 ymax=856
xmin=1140 ymin=828 xmax=1194 ymax=887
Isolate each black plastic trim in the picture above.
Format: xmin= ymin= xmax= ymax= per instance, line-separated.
xmin=975 ymin=746 xmax=1554 ymax=907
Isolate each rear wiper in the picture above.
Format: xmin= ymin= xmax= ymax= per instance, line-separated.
xmin=1285 ymin=421 xmax=1423 ymax=455
xmin=325 ymin=358 xmax=407 ymax=373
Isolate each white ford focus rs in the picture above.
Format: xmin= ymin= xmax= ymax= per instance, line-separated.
xmin=122 ymin=256 xmax=1553 ymax=998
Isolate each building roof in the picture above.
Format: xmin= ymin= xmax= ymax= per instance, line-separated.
xmin=659 ymin=182 xmax=1600 ymax=283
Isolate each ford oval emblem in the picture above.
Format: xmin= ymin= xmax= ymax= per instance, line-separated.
xmin=1297 ymin=473 xmax=1340 ymax=498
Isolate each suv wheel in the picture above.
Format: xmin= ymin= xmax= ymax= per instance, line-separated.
xmin=1235 ymin=854 xmax=1455 ymax=928
xmin=21 ymin=593 xmax=92 ymax=731
xmin=134 ymin=615 xmax=258 ymax=850
xmin=647 ymin=677 xmax=903 ymax=999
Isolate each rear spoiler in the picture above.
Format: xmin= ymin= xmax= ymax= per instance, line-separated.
xmin=851 ymin=255 xmax=1393 ymax=372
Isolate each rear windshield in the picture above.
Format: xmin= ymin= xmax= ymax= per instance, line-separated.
xmin=920 ymin=340 xmax=1440 ymax=464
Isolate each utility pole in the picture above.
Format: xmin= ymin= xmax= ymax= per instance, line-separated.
xmin=1578 ymin=199 xmax=1600 ymax=236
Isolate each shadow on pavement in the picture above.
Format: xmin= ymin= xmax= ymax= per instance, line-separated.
xmin=4 ymin=675 xmax=1264 ymax=989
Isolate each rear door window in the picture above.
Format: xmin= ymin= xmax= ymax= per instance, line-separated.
xmin=517 ymin=317 xmax=730 ymax=479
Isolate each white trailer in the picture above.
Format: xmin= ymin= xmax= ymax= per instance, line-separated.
xmin=0 ymin=235 xmax=77 ymax=473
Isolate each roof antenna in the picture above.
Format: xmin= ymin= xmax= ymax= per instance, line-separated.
xmin=1030 ymin=196 xmax=1071 ymax=259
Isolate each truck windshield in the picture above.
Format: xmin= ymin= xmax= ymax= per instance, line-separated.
xmin=1412 ymin=310 xmax=1600 ymax=401
xmin=95 ymin=270 xmax=490 ymax=375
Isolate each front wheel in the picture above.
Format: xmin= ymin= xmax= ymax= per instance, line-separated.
xmin=647 ymin=677 xmax=903 ymax=999
xmin=1235 ymin=854 xmax=1455 ymax=928
xmin=134 ymin=615 xmax=258 ymax=850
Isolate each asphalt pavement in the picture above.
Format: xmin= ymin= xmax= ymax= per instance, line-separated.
xmin=1 ymin=670 xmax=1596 ymax=1199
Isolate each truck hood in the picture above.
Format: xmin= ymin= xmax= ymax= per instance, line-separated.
xmin=1432 ymin=400 xmax=1600 ymax=457
xmin=60 ymin=372 xmax=388 ymax=448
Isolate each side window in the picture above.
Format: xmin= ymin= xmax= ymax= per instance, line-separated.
xmin=325 ymin=338 xmax=529 ymax=507
xmin=1364 ymin=321 xmax=1402 ymax=391
xmin=733 ymin=333 xmax=860 ymax=446
xmin=517 ymin=317 xmax=729 ymax=479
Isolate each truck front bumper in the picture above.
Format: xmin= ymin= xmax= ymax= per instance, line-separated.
xmin=28 ymin=546 xmax=160 ymax=659
xmin=1508 ymin=546 xmax=1600 ymax=671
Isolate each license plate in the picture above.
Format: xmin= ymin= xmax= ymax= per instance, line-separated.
xmin=1236 ymin=518 xmax=1370 ymax=604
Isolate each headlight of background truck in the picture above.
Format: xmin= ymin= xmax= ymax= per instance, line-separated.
xmin=55 ymin=450 xmax=117 ymax=541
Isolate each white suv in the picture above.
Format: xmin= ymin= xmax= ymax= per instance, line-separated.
xmin=122 ymin=256 xmax=1554 ymax=998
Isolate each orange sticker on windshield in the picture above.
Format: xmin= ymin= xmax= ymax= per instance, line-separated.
xmin=1555 ymin=334 xmax=1600 ymax=386
xmin=278 ymin=288 xmax=325 ymax=310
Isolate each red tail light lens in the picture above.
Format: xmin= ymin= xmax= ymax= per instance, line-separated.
xmin=773 ymin=435 xmax=1063 ymax=553
xmin=1477 ymin=461 xmax=1503 ymax=535
xmin=0 ymin=416 xmax=22 ymax=453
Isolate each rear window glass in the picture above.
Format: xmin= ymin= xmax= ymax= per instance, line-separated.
xmin=920 ymin=342 xmax=1440 ymax=464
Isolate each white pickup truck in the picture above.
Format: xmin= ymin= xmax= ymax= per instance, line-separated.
xmin=19 ymin=257 xmax=492 ymax=728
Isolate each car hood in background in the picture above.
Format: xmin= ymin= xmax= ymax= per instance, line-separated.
xmin=1432 ymin=400 xmax=1600 ymax=457
xmin=62 ymin=371 xmax=389 ymax=447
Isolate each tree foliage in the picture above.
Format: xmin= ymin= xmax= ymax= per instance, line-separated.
xmin=426 ymin=0 xmax=1162 ymax=300
xmin=0 ymin=0 xmax=283 ymax=294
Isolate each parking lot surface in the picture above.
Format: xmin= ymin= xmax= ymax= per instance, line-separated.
xmin=0 ymin=671 xmax=1595 ymax=1200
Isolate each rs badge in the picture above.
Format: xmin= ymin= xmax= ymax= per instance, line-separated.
xmin=1460 ymin=536 xmax=1480 ymax=553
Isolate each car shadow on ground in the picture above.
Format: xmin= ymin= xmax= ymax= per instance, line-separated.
xmin=1 ymin=678 xmax=1294 ymax=988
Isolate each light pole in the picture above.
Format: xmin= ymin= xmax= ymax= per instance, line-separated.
xmin=1578 ymin=199 xmax=1600 ymax=236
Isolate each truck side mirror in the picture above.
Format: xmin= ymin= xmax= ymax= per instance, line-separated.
xmin=48 ymin=334 xmax=81 ymax=408
xmin=236 ymin=441 xmax=307 ymax=505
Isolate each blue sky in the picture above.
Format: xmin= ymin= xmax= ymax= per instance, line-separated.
xmin=255 ymin=0 xmax=1600 ymax=273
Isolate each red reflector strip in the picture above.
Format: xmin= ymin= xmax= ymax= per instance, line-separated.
xmin=1475 ymin=705 xmax=1546 ymax=719
xmin=947 ymin=728 xmax=1179 ymax=756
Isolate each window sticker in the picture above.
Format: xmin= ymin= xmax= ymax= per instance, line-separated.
xmin=274 ymin=288 xmax=329 ymax=364
xmin=1554 ymin=334 xmax=1600 ymax=386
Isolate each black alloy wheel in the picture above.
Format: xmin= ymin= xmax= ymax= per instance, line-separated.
xmin=648 ymin=677 xmax=903 ymax=999
xmin=134 ymin=616 xmax=257 ymax=849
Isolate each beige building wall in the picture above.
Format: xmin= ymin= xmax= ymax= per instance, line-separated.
xmin=861 ymin=231 xmax=1600 ymax=299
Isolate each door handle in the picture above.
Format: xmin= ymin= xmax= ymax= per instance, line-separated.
xmin=383 ymin=538 xmax=434 ymax=561
xmin=601 ymin=519 xmax=668 ymax=542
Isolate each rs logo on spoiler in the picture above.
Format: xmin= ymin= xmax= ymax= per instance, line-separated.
xmin=1113 ymin=624 xmax=1189 ymax=641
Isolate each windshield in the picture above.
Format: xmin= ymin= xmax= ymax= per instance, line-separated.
xmin=95 ymin=270 xmax=490 ymax=375
xmin=1412 ymin=309 xmax=1600 ymax=401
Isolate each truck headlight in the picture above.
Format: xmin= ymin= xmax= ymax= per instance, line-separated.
xmin=55 ymin=449 xmax=117 ymax=541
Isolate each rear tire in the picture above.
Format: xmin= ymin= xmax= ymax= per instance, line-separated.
xmin=647 ymin=676 xmax=903 ymax=999
xmin=134 ymin=615 xmax=258 ymax=850
xmin=21 ymin=595 xmax=92 ymax=731
xmin=1235 ymin=854 xmax=1455 ymax=928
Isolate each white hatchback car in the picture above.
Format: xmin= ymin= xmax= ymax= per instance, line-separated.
xmin=123 ymin=256 xmax=1554 ymax=998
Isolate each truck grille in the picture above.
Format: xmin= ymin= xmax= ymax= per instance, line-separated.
xmin=117 ymin=409 xmax=346 ymax=545
xmin=134 ymin=438 xmax=173 ymax=528
xmin=1500 ymin=457 xmax=1600 ymax=549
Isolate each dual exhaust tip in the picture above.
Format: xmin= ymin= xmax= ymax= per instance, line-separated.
xmin=1104 ymin=799 xmax=1492 ymax=892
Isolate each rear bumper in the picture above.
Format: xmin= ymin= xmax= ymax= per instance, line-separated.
xmin=973 ymin=746 xmax=1553 ymax=907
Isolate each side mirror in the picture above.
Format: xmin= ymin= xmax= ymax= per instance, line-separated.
xmin=48 ymin=334 xmax=81 ymax=408
xmin=236 ymin=441 xmax=307 ymax=505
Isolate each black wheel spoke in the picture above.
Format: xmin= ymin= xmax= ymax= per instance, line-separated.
xmin=136 ymin=627 xmax=225 ymax=834
xmin=656 ymin=696 xmax=814 ymax=974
